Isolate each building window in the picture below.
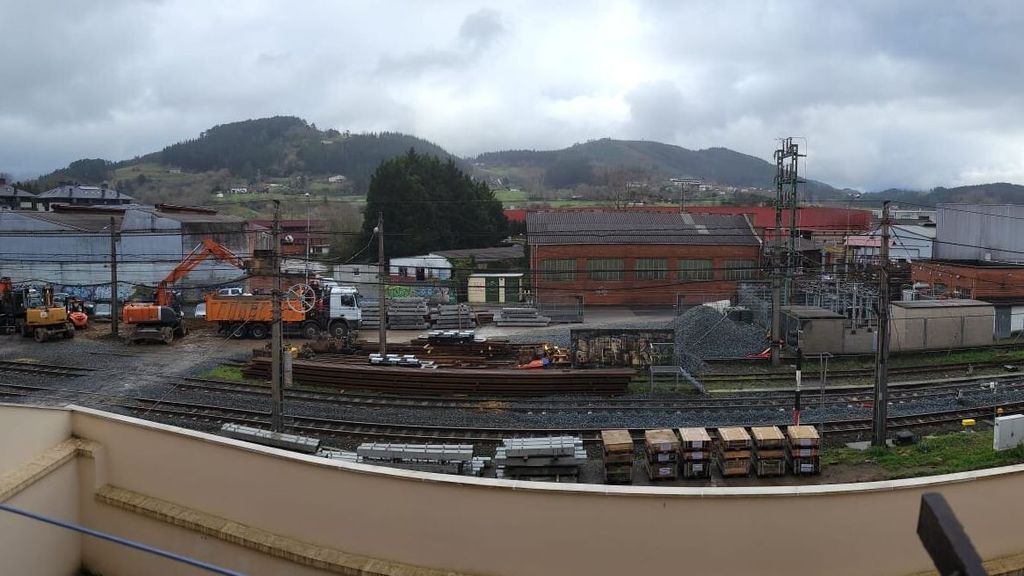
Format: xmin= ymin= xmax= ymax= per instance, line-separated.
xmin=678 ymin=259 xmax=712 ymax=281
xmin=587 ymin=258 xmax=625 ymax=281
xmin=635 ymin=258 xmax=667 ymax=281
xmin=540 ymin=259 xmax=576 ymax=282
xmin=723 ymin=259 xmax=757 ymax=280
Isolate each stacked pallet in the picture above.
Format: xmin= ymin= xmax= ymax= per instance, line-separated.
xmin=432 ymin=304 xmax=476 ymax=329
xmin=495 ymin=436 xmax=585 ymax=482
xmin=494 ymin=307 xmax=551 ymax=327
xmin=787 ymin=425 xmax=821 ymax=475
xmin=360 ymin=301 xmax=381 ymax=329
xmin=678 ymin=427 xmax=712 ymax=479
xmin=387 ymin=298 xmax=430 ymax=330
xmin=601 ymin=429 xmax=634 ymax=484
xmin=751 ymin=426 xmax=786 ymax=477
xmin=644 ymin=429 xmax=679 ymax=481
xmin=715 ymin=427 xmax=752 ymax=477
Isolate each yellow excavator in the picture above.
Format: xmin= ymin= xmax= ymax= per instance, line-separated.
xmin=22 ymin=285 xmax=75 ymax=343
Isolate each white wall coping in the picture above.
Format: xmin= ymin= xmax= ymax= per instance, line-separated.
xmin=61 ymin=404 xmax=1024 ymax=499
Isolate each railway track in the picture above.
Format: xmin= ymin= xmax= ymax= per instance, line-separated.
xmin=123 ymin=396 xmax=1024 ymax=444
xmin=169 ymin=376 xmax=1024 ymax=414
xmin=0 ymin=360 xmax=96 ymax=378
xmin=699 ymin=361 xmax=1018 ymax=383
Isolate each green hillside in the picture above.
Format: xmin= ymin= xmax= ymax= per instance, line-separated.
xmin=473 ymin=138 xmax=842 ymax=201
xmin=28 ymin=116 xmax=460 ymax=201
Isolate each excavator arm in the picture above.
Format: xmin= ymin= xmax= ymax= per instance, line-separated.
xmin=155 ymin=239 xmax=247 ymax=306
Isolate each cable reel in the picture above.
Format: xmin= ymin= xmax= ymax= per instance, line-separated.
xmin=285 ymin=283 xmax=317 ymax=313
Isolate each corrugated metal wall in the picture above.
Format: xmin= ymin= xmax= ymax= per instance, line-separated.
xmin=936 ymin=204 xmax=1024 ymax=262
xmin=0 ymin=209 xmax=249 ymax=300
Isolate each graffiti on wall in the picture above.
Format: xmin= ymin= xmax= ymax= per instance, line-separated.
xmin=385 ymin=284 xmax=454 ymax=304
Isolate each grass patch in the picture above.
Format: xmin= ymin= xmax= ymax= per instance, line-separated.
xmin=203 ymin=365 xmax=260 ymax=384
xmin=495 ymin=189 xmax=528 ymax=203
xmin=821 ymin=430 xmax=1024 ymax=479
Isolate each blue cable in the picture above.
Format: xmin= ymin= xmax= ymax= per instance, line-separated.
xmin=0 ymin=502 xmax=248 ymax=576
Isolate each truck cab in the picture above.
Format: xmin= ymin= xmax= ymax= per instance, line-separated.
xmin=321 ymin=285 xmax=361 ymax=338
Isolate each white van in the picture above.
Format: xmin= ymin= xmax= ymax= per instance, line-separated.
xmin=218 ymin=287 xmax=244 ymax=297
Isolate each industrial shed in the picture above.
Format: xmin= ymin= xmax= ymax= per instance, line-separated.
xmin=934 ymin=204 xmax=1024 ymax=262
xmin=890 ymin=299 xmax=994 ymax=352
xmin=0 ymin=206 xmax=250 ymax=301
xmin=527 ymin=211 xmax=762 ymax=306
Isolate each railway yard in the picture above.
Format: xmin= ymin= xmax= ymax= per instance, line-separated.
xmin=3 ymin=315 xmax=1024 ymax=487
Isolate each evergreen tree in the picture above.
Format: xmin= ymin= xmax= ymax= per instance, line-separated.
xmin=362 ymin=150 xmax=507 ymax=258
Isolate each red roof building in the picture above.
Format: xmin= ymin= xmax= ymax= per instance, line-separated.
xmin=507 ymin=205 xmax=870 ymax=242
xmin=527 ymin=211 xmax=762 ymax=306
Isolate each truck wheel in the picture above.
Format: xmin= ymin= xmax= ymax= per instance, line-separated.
xmin=34 ymin=328 xmax=48 ymax=343
xmin=301 ymin=321 xmax=319 ymax=340
xmin=248 ymin=323 xmax=269 ymax=339
xmin=174 ymin=322 xmax=188 ymax=338
xmin=231 ymin=324 xmax=250 ymax=339
xmin=65 ymin=324 xmax=75 ymax=339
xmin=329 ymin=321 xmax=349 ymax=339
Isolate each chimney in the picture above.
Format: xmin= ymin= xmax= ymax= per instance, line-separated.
xmin=0 ymin=177 xmax=6 ymax=186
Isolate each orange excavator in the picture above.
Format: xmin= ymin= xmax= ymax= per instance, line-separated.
xmin=122 ymin=239 xmax=247 ymax=344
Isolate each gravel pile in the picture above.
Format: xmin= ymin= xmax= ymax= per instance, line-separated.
xmin=669 ymin=306 xmax=769 ymax=373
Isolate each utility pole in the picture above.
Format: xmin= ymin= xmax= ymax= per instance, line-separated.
xmin=270 ymin=200 xmax=284 ymax=432
xmin=377 ymin=211 xmax=387 ymax=355
xmin=872 ymin=201 xmax=892 ymax=447
xmin=771 ymin=143 xmax=786 ymax=367
xmin=793 ymin=347 xmax=803 ymax=425
xmin=109 ymin=217 xmax=119 ymax=337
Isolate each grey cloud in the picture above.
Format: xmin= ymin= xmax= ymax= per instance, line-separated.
xmin=459 ymin=9 xmax=506 ymax=51
xmin=1 ymin=1 xmax=1023 ymax=190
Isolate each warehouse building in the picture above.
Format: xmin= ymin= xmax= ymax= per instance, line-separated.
xmin=527 ymin=211 xmax=762 ymax=306
xmin=846 ymin=224 xmax=935 ymax=262
xmin=35 ymin=183 xmax=134 ymax=211
xmin=0 ymin=206 xmax=249 ymax=301
xmin=0 ymin=178 xmax=38 ymax=210
xmin=933 ymin=203 xmax=1024 ymax=262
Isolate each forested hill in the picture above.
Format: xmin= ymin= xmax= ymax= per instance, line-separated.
xmin=871 ymin=183 xmax=1024 ymax=206
xmin=159 ymin=116 xmax=458 ymax=188
xmin=30 ymin=116 xmax=459 ymax=193
xmin=473 ymin=138 xmax=841 ymax=200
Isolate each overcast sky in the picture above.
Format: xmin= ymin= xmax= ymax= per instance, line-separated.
xmin=2 ymin=1 xmax=1022 ymax=190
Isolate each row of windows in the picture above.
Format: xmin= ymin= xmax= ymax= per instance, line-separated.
xmin=539 ymin=258 xmax=758 ymax=282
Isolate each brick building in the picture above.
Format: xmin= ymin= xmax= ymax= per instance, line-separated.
xmin=911 ymin=261 xmax=1024 ymax=301
xmin=526 ymin=211 xmax=762 ymax=306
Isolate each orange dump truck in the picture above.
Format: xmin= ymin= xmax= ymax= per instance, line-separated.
xmin=205 ymin=285 xmax=361 ymax=340
xmin=205 ymin=295 xmax=306 ymax=339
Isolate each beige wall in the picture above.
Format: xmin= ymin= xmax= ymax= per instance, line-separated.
xmin=891 ymin=306 xmax=994 ymax=351
xmin=0 ymin=404 xmax=71 ymax=474
xmin=68 ymin=407 xmax=1024 ymax=576
xmin=1 ymin=461 xmax=82 ymax=576
xmin=0 ymin=405 xmax=79 ymax=576
xmin=6 ymin=403 xmax=1024 ymax=576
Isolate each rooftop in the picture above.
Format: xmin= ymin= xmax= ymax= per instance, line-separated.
xmin=892 ymin=299 xmax=991 ymax=309
xmin=433 ymin=245 xmax=525 ymax=262
xmin=0 ymin=184 xmax=34 ymax=198
xmin=526 ymin=211 xmax=760 ymax=246
xmin=37 ymin=185 xmax=134 ymax=201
